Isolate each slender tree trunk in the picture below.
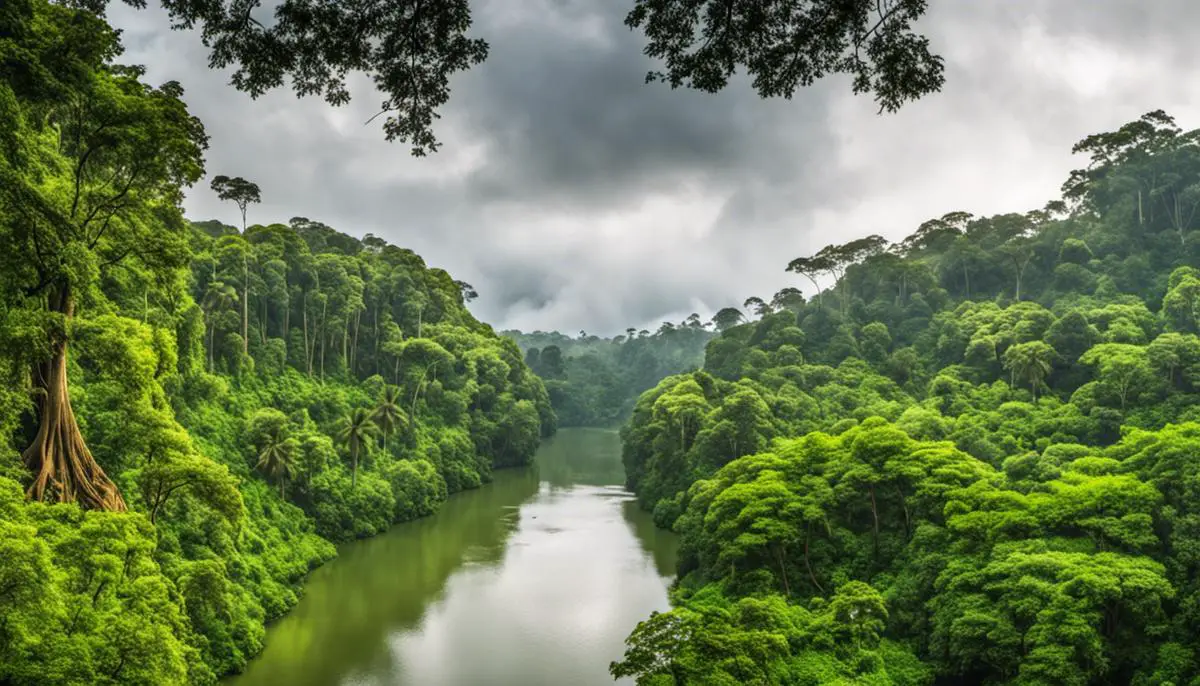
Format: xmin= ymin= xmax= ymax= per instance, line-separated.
xmin=774 ymin=543 xmax=791 ymax=597
xmin=868 ymin=485 xmax=880 ymax=555
xmin=351 ymin=308 xmax=361 ymax=375
xmin=23 ymin=284 xmax=127 ymax=511
xmin=241 ymin=254 xmax=249 ymax=355
xmin=302 ymin=294 xmax=311 ymax=376
xmin=283 ymin=285 xmax=290 ymax=345
xmin=319 ymin=299 xmax=327 ymax=380
xmin=804 ymin=525 xmax=824 ymax=593
xmin=351 ymin=445 xmax=358 ymax=489
xmin=207 ymin=322 xmax=215 ymax=372
xmin=897 ymin=487 xmax=911 ymax=540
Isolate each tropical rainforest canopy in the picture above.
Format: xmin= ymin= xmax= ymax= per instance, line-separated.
xmin=610 ymin=109 xmax=1200 ymax=685
xmin=504 ymin=323 xmax=713 ymax=428
xmin=7 ymin=1 xmax=1200 ymax=685
xmin=0 ymin=2 xmax=552 ymax=681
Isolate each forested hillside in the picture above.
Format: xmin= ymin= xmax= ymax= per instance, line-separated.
xmin=613 ymin=111 xmax=1200 ymax=685
xmin=505 ymin=323 xmax=712 ymax=427
xmin=0 ymin=3 xmax=552 ymax=683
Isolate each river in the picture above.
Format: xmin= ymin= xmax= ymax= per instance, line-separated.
xmin=225 ymin=428 xmax=678 ymax=686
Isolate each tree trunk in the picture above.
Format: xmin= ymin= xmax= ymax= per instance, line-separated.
xmin=774 ymin=543 xmax=791 ymax=597
xmin=897 ymin=487 xmax=911 ymax=540
xmin=302 ymin=294 xmax=311 ymax=376
xmin=804 ymin=524 xmax=824 ymax=593
xmin=24 ymin=285 xmax=126 ymax=511
xmin=283 ymin=285 xmax=290 ymax=345
xmin=241 ymin=254 xmax=249 ymax=356
xmin=319 ymin=300 xmax=327 ymax=381
xmin=351 ymin=445 xmax=358 ymax=489
xmin=868 ymin=485 xmax=880 ymax=555
xmin=351 ymin=308 xmax=361 ymax=375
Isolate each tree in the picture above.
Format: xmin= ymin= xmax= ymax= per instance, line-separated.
xmin=770 ymin=287 xmax=806 ymax=314
xmin=338 ymin=407 xmax=377 ymax=489
xmin=0 ymin=4 xmax=207 ymax=510
xmin=1080 ymin=344 xmax=1157 ymax=411
xmin=372 ymin=385 xmax=407 ymax=452
xmin=138 ymin=451 xmax=243 ymax=525
xmin=85 ymin=0 xmax=943 ymax=155
xmin=1002 ymin=340 xmax=1058 ymax=399
xmin=711 ymin=307 xmax=746 ymax=332
xmin=209 ymin=175 xmax=261 ymax=232
xmin=255 ymin=434 xmax=297 ymax=499
xmin=538 ymin=345 xmax=566 ymax=379
xmin=454 ymin=280 xmax=478 ymax=303
xmin=743 ymin=296 xmax=773 ymax=319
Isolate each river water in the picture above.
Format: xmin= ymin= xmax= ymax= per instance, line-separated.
xmin=225 ymin=428 xmax=678 ymax=686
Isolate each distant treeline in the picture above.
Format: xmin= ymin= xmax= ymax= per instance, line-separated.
xmin=504 ymin=321 xmax=713 ymax=427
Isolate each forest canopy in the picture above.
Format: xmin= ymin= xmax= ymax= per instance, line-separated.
xmin=612 ymin=109 xmax=1200 ymax=685
xmin=0 ymin=1 xmax=553 ymax=681
xmin=506 ymin=322 xmax=713 ymax=428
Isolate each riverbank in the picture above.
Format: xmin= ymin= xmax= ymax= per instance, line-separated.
xmin=224 ymin=428 xmax=677 ymax=686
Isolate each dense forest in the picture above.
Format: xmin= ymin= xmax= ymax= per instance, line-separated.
xmin=611 ymin=110 xmax=1200 ymax=685
xmin=0 ymin=3 xmax=553 ymax=683
xmin=504 ymin=323 xmax=713 ymax=427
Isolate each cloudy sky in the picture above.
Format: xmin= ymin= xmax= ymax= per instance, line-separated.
xmin=109 ymin=1 xmax=1200 ymax=336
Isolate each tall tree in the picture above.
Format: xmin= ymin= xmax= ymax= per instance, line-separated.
xmin=372 ymin=385 xmax=407 ymax=452
xmin=209 ymin=175 xmax=261 ymax=232
xmin=0 ymin=3 xmax=207 ymax=510
xmin=711 ymin=307 xmax=746 ymax=332
xmin=338 ymin=407 xmax=377 ymax=489
xmin=255 ymin=432 xmax=297 ymax=499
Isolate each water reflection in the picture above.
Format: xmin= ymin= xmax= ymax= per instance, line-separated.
xmin=226 ymin=428 xmax=677 ymax=686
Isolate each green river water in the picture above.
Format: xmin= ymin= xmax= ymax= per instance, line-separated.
xmin=225 ymin=428 xmax=678 ymax=686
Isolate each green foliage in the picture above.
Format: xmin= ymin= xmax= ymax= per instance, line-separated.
xmin=616 ymin=110 xmax=1200 ymax=684
xmin=506 ymin=323 xmax=712 ymax=428
xmin=0 ymin=3 xmax=553 ymax=682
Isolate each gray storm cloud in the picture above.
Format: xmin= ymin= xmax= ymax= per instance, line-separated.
xmin=110 ymin=1 xmax=1200 ymax=336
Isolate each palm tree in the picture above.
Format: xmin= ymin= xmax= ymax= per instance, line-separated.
xmin=1002 ymin=341 xmax=1058 ymax=400
xmin=338 ymin=407 xmax=377 ymax=488
xmin=373 ymin=385 xmax=407 ymax=453
xmin=256 ymin=433 xmax=296 ymax=499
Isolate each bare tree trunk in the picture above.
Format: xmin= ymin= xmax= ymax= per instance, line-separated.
xmin=351 ymin=308 xmax=361 ymax=376
xmin=302 ymin=294 xmax=311 ymax=376
xmin=804 ymin=525 xmax=824 ymax=593
xmin=869 ymin=485 xmax=880 ymax=556
xmin=774 ymin=543 xmax=791 ymax=597
xmin=24 ymin=285 xmax=127 ymax=511
xmin=319 ymin=299 xmax=327 ymax=381
xmin=241 ymin=254 xmax=249 ymax=355
xmin=283 ymin=284 xmax=290 ymax=344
